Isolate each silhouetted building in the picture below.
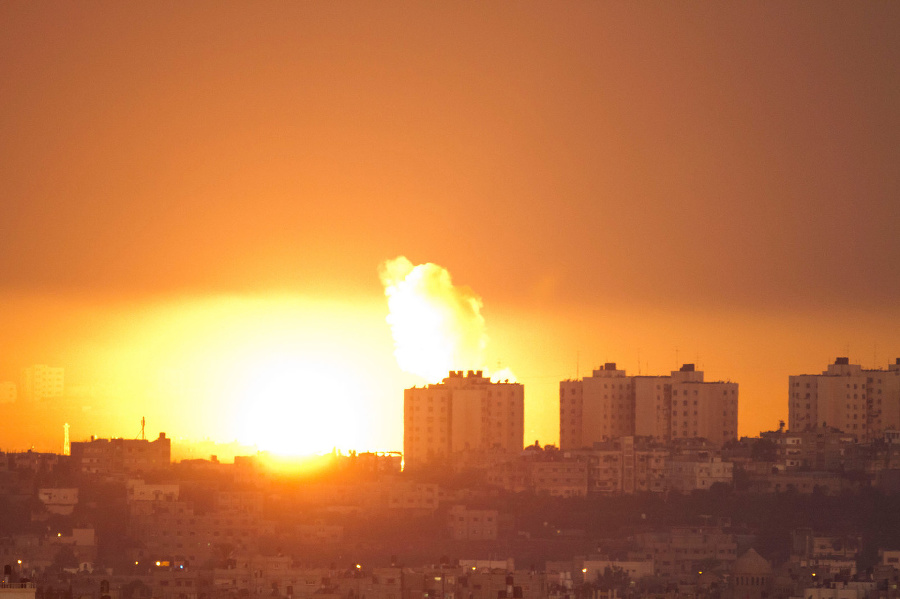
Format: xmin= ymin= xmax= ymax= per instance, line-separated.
xmin=404 ymin=370 xmax=524 ymax=468
xmin=789 ymin=357 xmax=900 ymax=441
xmin=69 ymin=432 xmax=171 ymax=476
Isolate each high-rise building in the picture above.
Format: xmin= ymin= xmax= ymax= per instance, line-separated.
xmin=404 ymin=370 xmax=524 ymax=468
xmin=560 ymin=363 xmax=738 ymax=449
xmin=788 ymin=357 xmax=900 ymax=441
xmin=668 ymin=364 xmax=738 ymax=445
xmin=560 ymin=363 xmax=634 ymax=449
xmin=21 ymin=364 xmax=65 ymax=400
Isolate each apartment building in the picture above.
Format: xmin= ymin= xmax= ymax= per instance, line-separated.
xmin=789 ymin=358 xmax=900 ymax=441
xmin=567 ymin=437 xmax=667 ymax=494
xmin=447 ymin=505 xmax=500 ymax=540
xmin=560 ymin=363 xmax=738 ymax=449
xmin=633 ymin=525 xmax=737 ymax=579
xmin=21 ymin=365 xmax=64 ymax=400
xmin=665 ymin=454 xmax=733 ymax=492
xmin=404 ymin=370 xmax=524 ymax=468
xmin=70 ymin=433 xmax=171 ymax=476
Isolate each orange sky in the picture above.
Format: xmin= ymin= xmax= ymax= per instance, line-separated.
xmin=1 ymin=3 xmax=898 ymax=454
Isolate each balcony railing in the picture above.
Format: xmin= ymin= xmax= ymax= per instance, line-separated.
xmin=0 ymin=583 xmax=36 ymax=589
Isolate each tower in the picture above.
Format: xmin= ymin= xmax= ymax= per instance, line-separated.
xmin=404 ymin=370 xmax=524 ymax=468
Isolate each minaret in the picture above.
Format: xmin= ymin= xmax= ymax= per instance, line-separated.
xmin=63 ymin=423 xmax=70 ymax=456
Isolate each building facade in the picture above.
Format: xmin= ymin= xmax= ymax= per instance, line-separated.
xmin=404 ymin=370 xmax=524 ymax=468
xmin=560 ymin=363 xmax=738 ymax=450
xmin=789 ymin=358 xmax=900 ymax=441
xmin=70 ymin=433 xmax=172 ymax=476
xmin=668 ymin=364 xmax=739 ymax=445
xmin=633 ymin=525 xmax=738 ymax=578
xmin=447 ymin=505 xmax=500 ymax=540
xmin=21 ymin=365 xmax=64 ymax=400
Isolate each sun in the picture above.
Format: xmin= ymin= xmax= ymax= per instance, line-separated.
xmin=233 ymin=353 xmax=363 ymax=456
xmin=90 ymin=295 xmax=401 ymax=455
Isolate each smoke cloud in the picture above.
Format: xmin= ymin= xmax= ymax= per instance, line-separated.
xmin=379 ymin=256 xmax=491 ymax=383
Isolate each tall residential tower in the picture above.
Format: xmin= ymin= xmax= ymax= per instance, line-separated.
xmin=789 ymin=357 xmax=900 ymax=441
xmin=560 ymin=363 xmax=738 ymax=450
xmin=404 ymin=370 xmax=524 ymax=468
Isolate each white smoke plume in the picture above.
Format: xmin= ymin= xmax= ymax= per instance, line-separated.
xmin=380 ymin=256 xmax=509 ymax=384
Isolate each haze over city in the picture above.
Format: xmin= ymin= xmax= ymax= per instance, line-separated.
xmin=1 ymin=3 xmax=898 ymax=455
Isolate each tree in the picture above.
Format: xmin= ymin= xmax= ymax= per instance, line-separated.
xmin=597 ymin=566 xmax=630 ymax=592
xmin=53 ymin=546 xmax=79 ymax=570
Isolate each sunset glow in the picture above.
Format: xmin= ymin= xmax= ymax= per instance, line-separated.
xmin=233 ymin=354 xmax=362 ymax=456
xmin=14 ymin=295 xmax=405 ymax=456
xmin=3 ymin=5 xmax=900 ymax=594
xmin=0 ymin=3 xmax=898 ymax=456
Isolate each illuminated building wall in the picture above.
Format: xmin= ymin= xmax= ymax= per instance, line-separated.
xmin=560 ymin=363 xmax=633 ymax=450
xmin=669 ymin=365 xmax=738 ymax=445
xmin=404 ymin=370 xmax=524 ymax=468
xmin=789 ymin=357 xmax=900 ymax=441
xmin=561 ymin=363 xmax=738 ymax=449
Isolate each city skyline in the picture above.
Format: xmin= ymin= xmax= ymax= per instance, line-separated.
xmin=4 ymin=355 xmax=900 ymax=458
xmin=2 ymin=3 xmax=899 ymax=454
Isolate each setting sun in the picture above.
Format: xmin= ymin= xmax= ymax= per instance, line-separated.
xmin=233 ymin=353 xmax=363 ymax=456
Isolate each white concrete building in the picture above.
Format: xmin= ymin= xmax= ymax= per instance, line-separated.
xmin=37 ymin=488 xmax=78 ymax=515
xmin=669 ymin=365 xmax=738 ymax=445
xmin=404 ymin=370 xmax=524 ymax=467
xmin=560 ymin=363 xmax=633 ymax=449
xmin=560 ymin=363 xmax=738 ymax=449
xmin=789 ymin=358 xmax=900 ymax=441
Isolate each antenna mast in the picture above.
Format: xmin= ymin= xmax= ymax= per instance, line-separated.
xmin=141 ymin=417 xmax=145 ymax=441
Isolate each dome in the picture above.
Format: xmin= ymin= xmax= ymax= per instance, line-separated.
xmin=732 ymin=548 xmax=773 ymax=576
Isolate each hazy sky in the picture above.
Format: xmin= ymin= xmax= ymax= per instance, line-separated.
xmin=2 ymin=3 xmax=898 ymax=452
